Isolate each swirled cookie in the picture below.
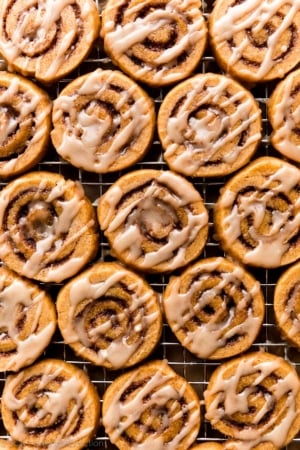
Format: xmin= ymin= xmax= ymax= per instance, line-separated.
xmin=102 ymin=360 xmax=201 ymax=449
xmin=97 ymin=169 xmax=209 ymax=273
xmin=163 ymin=257 xmax=264 ymax=359
xmin=214 ymin=157 xmax=300 ymax=268
xmin=158 ymin=73 xmax=261 ymax=177
xmin=0 ymin=0 xmax=100 ymax=84
xmin=204 ymin=351 xmax=300 ymax=449
xmin=57 ymin=261 xmax=162 ymax=369
xmin=101 ymin=0 xmax=207 ymax=86
xmin=209 ymin=0 xmax=300 ymax=83
xmin=51 ymin=69 xmax=155 ymax=173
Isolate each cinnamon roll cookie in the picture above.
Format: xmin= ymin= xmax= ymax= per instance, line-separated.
xmin=57 ymin=262 xmax=162 ymax=369
xmin=102 ymin=360 xmax=201 ymax=449
xmin=158 ymin=73 xmax=262 ymax=177
xmin=1 ymin=359 xmax=100 ymax=450
xmin=51 ymin=69 xmax=155 ymax=173
xmin=0 ymin=0 xmax=100 ymax=84
xmin=97 ymin=170 xmax=209 ymax=273
xmin=204 ymin=351 xmax=300 ymax=449
xmin=0 ymin=72 xmax=51 ymax=179
xmin=274 ymin=260 xmax=300 ymax=349
xmin=209 ymin=0 xmax=300 ymax=83
xmin=0 ymin=171 xmax=99 ymax=282
xmin=0 ymin=267 xmax=56 ymax=372
xmin=214 ymin=157 xmax=300 ymax=268
xmin=101 ymin=0 xmax=207 ymax=87
xmin=269 ymin=68 xmax=300 ymax=163
xmin=163 ymin=257 xmax=264 ymax=360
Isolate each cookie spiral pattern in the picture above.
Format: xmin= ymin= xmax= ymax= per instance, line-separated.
xmin=0 ymin=71 xmax=52 ymax=179
xmin=0 ymin=0 xmax=100 ymax=84
xmin=274 ymin=260 xmax=300 ymax=350
xmin=269 ymin=68 xmax=300 ymax=163
xmin=51 ymin=69 xmax=155 ymax=173
xmin=158 ymin=73 xmax=262 ymax=177
xmin=101 ymin=0 xmax=207 ymax=87
xmin=209 ymin=0 xmax=300 ymax=83
xmin=0 ymin=171 xmax=98 ymax=282
xmin=102 ymin=360 xmax=201 ymax=450
xmin=214 ymin=157 xmax=300 ymax=268
xmin=163 ymin=257 xmax=264 ymax=360
xmin=204 ymin=352 xmax=300 ymax=450
xmin=97 ymin=169 xmax=209 ymax=273
xmin=0 ymin=266 xmax=56 ymax=372
xmin=1 ymin=359 xmax=100 ymax=450
xmin=57 ymin=262 xmax=162 ymax=369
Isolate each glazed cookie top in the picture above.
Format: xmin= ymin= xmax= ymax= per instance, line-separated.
xmin=101 ymin=0 xmax=207 ymax=86
xmin=214 ymin=157 xmax=300 ymax=268
xmin=158 ymin=73 xmax=261 ymax=177
xmin=0 ymin=0 xmax=100 ymax=84
xmin=51 ymin=69 xmax=155 ymax=173
xmin=209 ymin=0 xmax=300 ymax=83
xmin=98 ymin=169 xmax=209 ymax=273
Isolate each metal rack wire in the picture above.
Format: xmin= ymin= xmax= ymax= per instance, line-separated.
xmin=0 ymin=0 xmax=300 ymax=449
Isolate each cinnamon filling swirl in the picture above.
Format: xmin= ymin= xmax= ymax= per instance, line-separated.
xmin=209 ymin=0 xmax=300 ymax=83
xmin=57 ymin=261 xmax=162 ymax=369
xmin=204 ymin=352 xmax=300 ymax=449
xmin=158 ymin=73 xmax=261 ymax=177
xmin=101 ymin=0 xmax=207 ymax=86
xmin=0 ymin=171 xmax=99 ymax=282
xmin=163 ymin=257 xmax=264 ymax=359
xmin=214 ymin=157 xmax=300 ymax=268
xmin=97 ymin=169 xmax=209 ymax=273
xmin=102 ymin=360 xmax=201 ymax=449
xmin=0 ymin=0 xmax=100 ymax=84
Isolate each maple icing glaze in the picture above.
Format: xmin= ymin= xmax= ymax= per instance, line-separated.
xmin=163 ymin=257 xmax=264 ymax=359
xmin=0 ymin=0 xmax=100 ymax=83
xmin=1 ymin=359 xmax=100 ymax=450
xmin=57 ymin=262 xmax=162 ymax=369
xmin=209 ymin=0 xmax=300 ymax=82
xmin=102 ymin=360 xmax=201 ymax=449
xmin=98 ymin=170 xmax=209 ymax=273
xmin=0 ymin=71 xmax=52 ymax=178
xmin=0 ymin=172 xmax=98 ymax=282
xmin=101 ymin=0 xmax=207 ymax=86
xmin=0 ymin=267 xmax=56 ymax=372
xmin=158 ymin=73 xmax=261 ymax=177
xmin=204 ymin=352 xmax=300 ymax=449
xmin=215 ymin=157 xmax=300 ymax=268
xmin=52 ymin=69 xmax=155 ymax=173
xmin=269 ymin=68 xmax=300 ymax=162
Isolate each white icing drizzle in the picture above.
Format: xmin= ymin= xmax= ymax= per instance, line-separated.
xmin=212 ymin=0 xmax=300 ymax=80
xmin=52 ymin=69 xmax=151 ymax=172
xmin=219 ymin=163 xmax=300 ymax=267
xmin=0 ymin=0 xmax=96 ymax=80
xmin=62 ymin=269 xmax=158 ymax=368
xmin=0 ymin=177 xmax=94 ymax=282
xmin=164 ymin=258 xmax=262 ymax=358
xmin=102 ymin=0 xmax=205 ymax=82
xmin=271 ymin=71 xmax=300 ymax=162
xmin=103 ymin=361 xmax=199 ymax=449
xmin=3 ymin=364 xmax=93 ymax=449
xmin=0 ymin=75 xmax=51 ymax=170
xmin=0 ymin=274 xmax=55 ymax=371
xmin=163 ymin=76 xmax=261 ymax=175
xmin=204 ymin=354 xmax=300 ymax=448
xmin=101 ymin=171 xmax=208 ymax=270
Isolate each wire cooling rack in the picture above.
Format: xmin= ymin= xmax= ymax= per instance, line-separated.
xmin=0 ymin=0 xmax=300 ymax=449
